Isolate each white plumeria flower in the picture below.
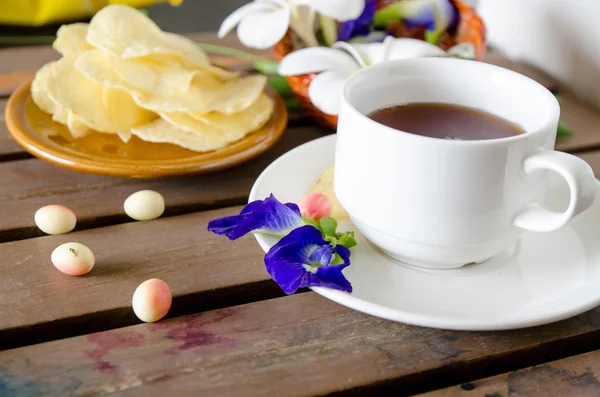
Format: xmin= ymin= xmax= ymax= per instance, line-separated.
xmin=279 ymin=37 xmax=453 ymax=115
xmin=218 ymin=0 xmax=365 ymax=49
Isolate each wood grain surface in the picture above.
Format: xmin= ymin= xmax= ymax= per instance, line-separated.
xmin=0 ymin=98 xmax=26 ymax=160
xmin=555 ymin=94 xmax=600 ymax=153
xmin=419 ymin=349 xmax=600 ymax=397
xmin=4 ymin=293 xmax=600 ymax=396
xmin=0 ymin=126 xmax=329 ymax=242
xmin=3 ymin=34 xmax=600 ymax=397
xmin=0 ymin=206 xmax=277 ymax=350
xmin=484 ymin=48 xmax=559 ymax=93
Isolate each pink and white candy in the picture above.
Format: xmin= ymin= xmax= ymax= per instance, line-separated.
xmin=35 ymin=205 xmax=77 ymax=235
xmin=299 ymin=193 xmax=332 ymax=221
xmin=132 ymin=279 xmax=172 ymax=323
xmin=51 ymin=242 xmax=95 ymax=276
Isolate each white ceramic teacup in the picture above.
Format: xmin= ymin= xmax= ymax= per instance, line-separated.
xmin=334 ymin=57 xmax=597 ymax=269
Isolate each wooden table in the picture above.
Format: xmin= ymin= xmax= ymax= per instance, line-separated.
xmin=2 ymin=33 xmax=600 ymax=397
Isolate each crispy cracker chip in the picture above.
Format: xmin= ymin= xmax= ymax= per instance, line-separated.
xmin=33 ymin=5 xmax=274 ymax=150
xmin=117 ymin=132 xmax=133 ymax=143
xmin=46 ymin=58 xmax=155 ymax=133
xmin=31 ymin=62 xmax=57 ymax=114
xmin=87 ymin=5 xmax=209 ymax=66
xmin=76 ymin=49 xmax=261 ymax=114
xmin=133 ymin=73 xmax=267 ymax=113
xmin=67 ymin=112 xmax=91 ymax=138
xmin=309 ymin=165 xmax=349 ymax=219
xmin=188 ymin=93 xmax=273 ymax=134
xmin=52 ymin=105 xmax=69 ymax=125
xmin=105 ymin=52 xmax=196 ymax=96
xmin=53 ymin=23 xmax=93 ymax=58
xmin=75 ymin=49 xmax=131 ymax=90
xmin=132 ymin=118 xmax=234 ymax=152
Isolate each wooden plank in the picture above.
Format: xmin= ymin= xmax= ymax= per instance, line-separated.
xmin=484 ymin=49 xmax=600 ymax=153
xmin=419 ymin=349 xmax=600 ymax=397
xmin=4 ymin=293 xmax=600 ymax=396
xmin=0 ymin=98 xmax=27 ymax=159
xmin=574 ymin=150 xmax=600 ymax=176
xmin=556 ymin=94 xmax=600 ymax=153
xmin=485 ymin=48 xmax=560 ymax=92
xmin=0 ymin=205 xmax=281 ymax=350
xmin=0 ymin=126 xmax=329 ymax=242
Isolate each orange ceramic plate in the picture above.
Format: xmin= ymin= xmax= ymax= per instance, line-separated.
xmin=5 ymin=78 xmax=288 ymax=178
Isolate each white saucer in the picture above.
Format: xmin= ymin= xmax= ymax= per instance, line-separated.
xmin=249 ymin=135 xmax=600 ymax=331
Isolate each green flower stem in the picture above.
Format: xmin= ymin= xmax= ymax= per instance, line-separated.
xmin=0 ymin=36 xmax=55 ymax=45
xmin=196 ymin=43 xmax=272 ymax=62
xmin=557 ymin=121 xmax=573 ymax=137
xmin=268 ymin=76 xmax=293 ymax=97
xmin=254 ymin=60 xmax=280 ymax=75
xmin=285 ymin=97 xmax=303 ymax=112
xmin=374 ymin=3 xmax=414 ymax=28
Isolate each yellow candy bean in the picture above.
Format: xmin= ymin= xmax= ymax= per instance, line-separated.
xmin=34 ymin=205 xmax=77 ymax=235
xmin=124 ymin=190 xmax=165 ymax=221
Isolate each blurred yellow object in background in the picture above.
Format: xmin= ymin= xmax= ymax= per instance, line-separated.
xmin=0 ymin=0 xmax=182 ymax=26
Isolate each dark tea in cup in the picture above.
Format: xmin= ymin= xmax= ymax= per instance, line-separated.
xmin=368 ymin=103 xmax=525 ymax=140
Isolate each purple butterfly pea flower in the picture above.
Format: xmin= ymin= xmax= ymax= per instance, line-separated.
xmin=208 ymin=194 xmax=304 ymax=240
xmin=374 ymin=0 xmax=458 ymax=43
xmin=265 ymin=225 xmax=352 ymax=294
xmin=338 ymin=0 xmax=379 ymax=42
xmin=402 ymin=0 xmax=457 ymax=32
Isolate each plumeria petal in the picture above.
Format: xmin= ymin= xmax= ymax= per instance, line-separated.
xmin=334 ymin=41 xmax=391 ymax=66
xmin=383 ymin=37 xmax=446 ymax=61
xmin=207 ymin=194 xmax=303 ymax=240
xmin=347 ymin=31 xmax=389 ymax=44
xmin=265 ymin=226 xmax=352 ymax=294
xmin=446 ymin=43 xmax=476 ymax=60
xmin=332 ymin=41 xmax=368 ymax=67
xmin=337 ymin=0 xmax=377 ymax=41
xmin=290 ymin=5 xmax=319 ymax=47
xmin=218 ymin=1 xmax=279 ymax=39
xmin=295 ymin=0 xmax=365 ymax=21
xmin=308 ymin=70 xmax=352 ymax=115
xmin=237 ymin=4 xmax=291 ymax=49
xmin=278 ymin=47 xmax=358 ymax=76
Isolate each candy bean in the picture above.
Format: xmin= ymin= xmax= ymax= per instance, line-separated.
xmin=132 ymin=279 xmax=172 ymax=323
xmin=124 ymin=190 xmax=165 ymax=221
xmin=51 ymin=242 xmax=95 ymax=276
xmin=34 ymin=205 xmax=77 ymax=235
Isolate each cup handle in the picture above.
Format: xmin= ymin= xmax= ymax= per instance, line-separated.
xmin=514 ymin=150 xmax=597 ymax=232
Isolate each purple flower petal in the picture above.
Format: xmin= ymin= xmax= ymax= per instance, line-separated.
xmin=403 ymin=4 xmax=435 ymax=30
xmin=265 ymin=225 xmax=352 ymax=294
xmin=403 ymin=0 xmax=458 ymax=33
xmin=337 ymin=0 xmax=378 ymax=42
xmin=309 ymin=245 xmax=334 ymax=266
xmin=208 ymin=194 xmax=304 ymax=240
